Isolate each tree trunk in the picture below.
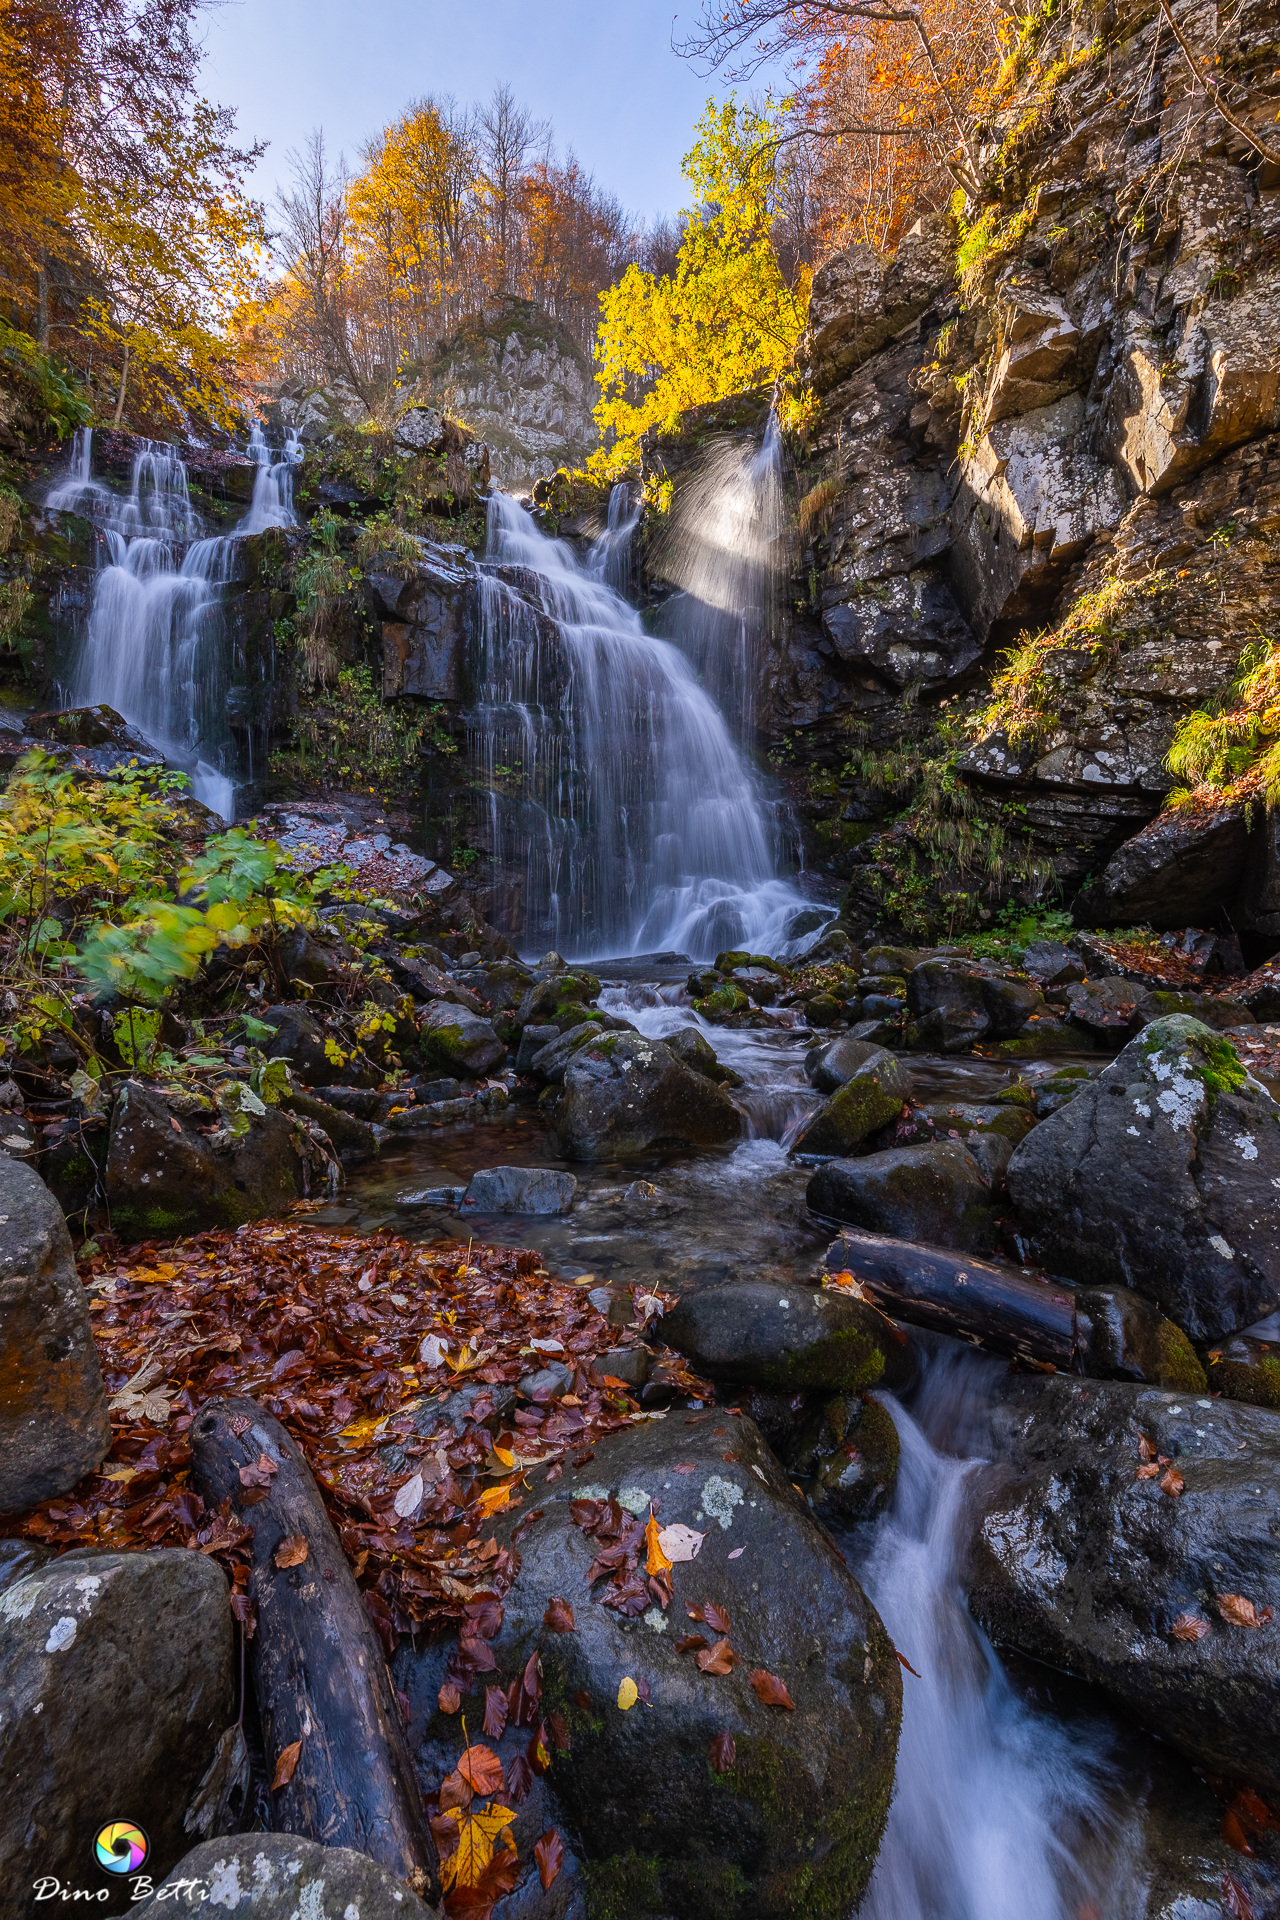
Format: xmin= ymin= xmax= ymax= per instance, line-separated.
xmin=113 ymin=341 xmax=129 ymax=427
xmin=36 ymin=262 xmax=50 ymax=350
xmin=189 ymin=1397 xmax=439 ymax=1900
xmin=824 ymin=1228 xmax=1200 ymax=1385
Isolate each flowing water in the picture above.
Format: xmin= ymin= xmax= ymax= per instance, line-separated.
xmin=45 ymin=423 xmax=300 ymax=818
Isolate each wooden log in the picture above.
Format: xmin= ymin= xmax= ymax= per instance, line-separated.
xmin=824 ymin=1228 xmax=1204 ymax=1387
xmin=190 ymin=1396 xmax=438 ymax=1899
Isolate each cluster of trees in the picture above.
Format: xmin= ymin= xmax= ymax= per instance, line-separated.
xmin=237 ymin=89 xmax=683 ymax=409
xmin=0 ymin=0 xmax=265 ymax=430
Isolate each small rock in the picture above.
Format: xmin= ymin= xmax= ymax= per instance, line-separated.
xmin=516 ymin=1023 xmax=560 ymax=1073
xmin=551 ymin=1032 xmax=740 ymax=1161
xmin=791 ymin=1050 xmax=914 ymax=1157
xmin=663 ymin=1278 xmax=909 ymax=1392
xmin=133 ymin=1834 xmax=439 ymax=1916
xmin=665 ymin=1025 xmax=744 ymax=1086
xmin=804 ymin=1034 xmax=885 ymax=1094
xmin=460 ymin=1166 xmax=577 ymax=1214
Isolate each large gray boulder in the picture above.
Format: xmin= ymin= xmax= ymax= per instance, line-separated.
xmin=551 ymin=1032 xmax=741 ymax=1161
xmin=662 ymin=1279 xmax=909 ymax=1393
xmin=460 ymin=1166 xmax=577 ymax=1214
xmin=804 ymin=1034 xmax=886 ymax=1094
xmin=1006 ymin=1016 xmax=1280 ymax=1341
xmin=968 ymin=1374 xmax=1280 ymax=1800
xmin=807 ymin=1140 xmax=1000 ymax=1252
xmin=134 ymin=1834 xmax=440 ymax=1916
xmin=393 ymin=1409 xmax=901 ymax=1920
xmin=106 ymin=1081 xmax=302 ymax=1238
xmin=0 ymin=1550 xmax=235 ymax=1898
xmin=906 ymin=959 xmax=1039 ymax=1053
xmin=0 ymin=1158 xmax=109 ymax=1511
xmin=791 ymin=1050 xmax=914 ymax=1157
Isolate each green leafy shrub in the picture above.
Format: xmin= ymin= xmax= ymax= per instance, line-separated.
xmin=0 ymin=318 xmax=92 ymax=439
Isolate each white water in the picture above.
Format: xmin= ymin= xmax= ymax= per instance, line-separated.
xmin=474 ymin=463 xmax=811 ymax=961
xmin=46 ymin=422 xmax=299 ymax=819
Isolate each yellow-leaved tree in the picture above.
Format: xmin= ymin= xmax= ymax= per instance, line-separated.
xmin=592 ymin=99 xmax=810 ymax=468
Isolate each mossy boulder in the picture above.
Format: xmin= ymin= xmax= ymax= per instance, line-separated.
xmin=552 ymin=1032 xmax=741 ymax=1160
xmin=665 ymin=1025 xmax=744 ymax=1087
xmin=393 ymin=1409 xmax=901 ymax=1920
xmin=662 ymin=1279 xmax=911 ymax=1396
xmin=789 ymin=1391 xmax=901 ymax=1522
xmin=105 ymin=1081 xmax=302 ymax=1236
xmin=807 ymin=1140 xmax=1001 ymax=1253
xmin=417 ymin=999 xmax=506 ymax=1077
xmin=792 ymin=1050 xmax=914 ymax=1158
xmin=1203 ymin=1333 xmax=1280 ymax=1408
xmin=1007 ymin=1016 xmax=1280 ymax=1341
xmin=515 ymin=971 xmax=602 ymax=1031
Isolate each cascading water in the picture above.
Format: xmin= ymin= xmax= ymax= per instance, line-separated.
xmin=46 ymin=420 xmax=300 ymax=819
xmin=470 ymin=438 xmax=811 ymax=961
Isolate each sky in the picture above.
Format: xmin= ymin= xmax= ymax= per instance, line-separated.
xmin=198 ymin=0 xmax=774 ymax=232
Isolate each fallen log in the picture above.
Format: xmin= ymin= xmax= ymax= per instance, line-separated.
xmin=190 ymin=1396 xmax=438 ymax=1899
xmin=823 ymin=1229 xmax=1205 ymax=1388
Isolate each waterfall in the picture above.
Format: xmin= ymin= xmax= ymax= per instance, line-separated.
xmin=45 ymin=421 xmax=298 ymax=820
xmin=470 ymin=464 xmax=808 ymax=961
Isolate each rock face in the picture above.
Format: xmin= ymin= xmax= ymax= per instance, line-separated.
xmin=792 ymin=1049 xmax=914 ymax=1157
xmin=425 ymin=300 xmax=598 ymax=488
xmin=662 ymin=1279 xmax=907 ymax=1393
xmin=1076 ymin=802 xmax=1252 ymax=930
xmin=0 ymin=1550 xmax=235 ymax=1897
xmin=460 ymin=1166 xmax=577 ymax=1214
xmin=393 ymin=1410 xmax=901 ymax=1920
xmin=0 ymin=1158 xmax=110 ymax=1511
xmin=800 ymin=216 xmax=957 ymax=396
xmin=551 ymin=1032 xmax=741 ymax=1161
xmin=106 ymin=1080 xmax=302 ymax=1237
xmin=366 ymin=540 xmax=476 ymax=703
xmin=133 ymin=1835 xmax=439 ymax=1917
xmin=967 ymin=1374 xmax=1280 ymax=1800
xmin=906 ymin=960 xmax=1039 ymax=1053
xmin=808 ymin=1140 xmax=1000 ymax=1253
xmin=1006 ymin=1017 xmax=1280 ymax=1341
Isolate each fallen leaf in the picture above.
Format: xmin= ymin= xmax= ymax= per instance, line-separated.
xmin=708 ymin=1731 xmax=736 ymax=1772
xmin=439 ymin=1682 xmax=462 ymax=1715
xmin=492 ymin=1445 xmax=515 ymax=1468
xmin=543 ymin=1597 xmax=576 ymax=1633
xmin=1134 ymin=1463 xmax=1161 ymax=1480
xmin=1170 ymin=1611 xmax=1211 ymax=1642
xmin=704 ymin=1600 xmax=731 ymax=1635
xmin=658 ymin=1523 xmax=704 ymax=1563
xmin=895 ymin=1649 xmax=922 ymax=1678
xmin=1222 ymin=1809 xmax=1255 ymax=1856
xmin=1160 ymin=1466 xmax=1185 ymax=1497
xmin=394 ymin=1473 xmax=424 ymax=1519
xmin=1137 ymin=1432 xmax=1157 ymax=1461
xmin=482 ymin=1687 xmax=508 ymax=1741
xmin=749 ymin=1669 xmax=795 ymax=1709
xmin=695 ymin=1638 xmax=741 ymax=1675
xmin=617 ymin=1677 xmax=639 ymax=1710
xmin=274 ymin=1535 xmax=308 ymax=1569
xmin=645 ymin=1513 xmax=672 ymax=1577
xmin=271 ymin=1739 xmax=302 ymax=1790
xmin=477 ymin=1482 xmax=515 ymax=1518
xmin=727 ymin=1546 xmax=745 ymax=1560
xmin=676 ymin=1634 xmax=709 ymax=1654
xmin=535 ymin=1829 xmax=564 ymax=1890
xmin=456 ymin=1744 xmax=505 ymax=1798
xmin=441 ymin=1801 xmax=516 ymax=1892
xmin=527 ymin=1722 xmax=551 ymax=1774
xmin=1218 ymin=1593 xmax=1274 ymax=1629
xmin=439 ymin=1768 xmax=472 ymax=1814
xmin=1223 ymin=1871 xmax=1255 ymax=1919
xmin=505 ymin=1754 xmax=532 ymax=1803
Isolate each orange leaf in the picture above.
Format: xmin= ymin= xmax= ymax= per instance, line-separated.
xmin=535 ymin=1828 xmax=564 ymax=1890
xmin=543 ymin=1597 xmax=576 ymax=1632
xmin=1222 ymin=1809 xmax=1255 ymax=1856
xmin=1160 ymin=1466 xmax=1184 ymax=1497
xmin=1170 ymin=1611 xmax=1210 ymax=1642
xmin=749 ymin=1669 xmax=795 ymax=1709
xmin=695 ymin=1637 xmax=741 ymax=1675
xmin=708 ymin=1731 xmax=736 ymax=1772
xmin=645 ymin=1513 xmax=672 ymax=1577
xmin=439 ymin=1682 xmax=462 ymax=1715
xmin=1218 ymin=1592 xmax=1274 ymax=1629
xmin=273 ymin=1534 xmax=308 ymax=1569
xmin=271 ymin=1738 xmax=302 ymax=1790
xmin=456 ymin=1743 xmax=505 ymax=1798
xmin=895 ymin=1648 xmax=921 ymax=1678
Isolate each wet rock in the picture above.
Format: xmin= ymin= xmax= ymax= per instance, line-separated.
xmin=1202 ymin=1333 xmax=1280 ymax=1408
xmin=968 ymin=1373 xmax=1280 ymax=1800
xmin=515 ymin=972 xmax=602 ymax=1033
xmin=804 ymin=1034 xmax=885 ymax=1094
xmin=1020 ymin=940 xmax=1085 ymax=985
xmin=906 ymin=960 xmax=1039 ymax=1052
xmin=282 ymin=1089 xmax=378 ymax=1162
xmin=278 ymin=925 xmax=361 ymax=990
xmin=133 ymin=1835 xmax=440 ymax=1917
xmin=0 ymin=1549 xmax=235 ymax=1898
xmin=664 ymin=1025 xmax=744 ymax=1087
xmin=255 ymin=1003 xmax=338 ymax=1083
xmin=393 ymin=1409 xmax=901 ymax=1920
xmin=1006 ymin=1016 xmax=1280 ymax=1341
xmin=663 ymin=1278 xmax=910 ymax=1394
xmin=591 ymin=1345 xmax=652 ymax=1389
xmin=551 ymin=1032 xmax=741 ymax=1161
xmin=460 ymin=1166 xmax=577 ymax=1214
xmin=807 ymin=1140 xmax=1000 ymax=1253
xmin=105 ymin=1080 xmax=302 ymax=1237
xmin=0 ymin=1159 xmax=109 ymax=1511
xmin=25 ymin=703 xmax=165 ymax=772
xmin=418 ymin=1000 xmax=506 ymax=1078
xmin=1076 ymin=802 xmax=1251 ymax=930
xmin=516 ymin=1024 xmax=560 ymax=1072
xmin=1055 ymin=976 xmax=1148 ymax=1044
xmin=791 ymin=1050 xmax=914 ymax=1157
xmin=787 ymin=1391 xmax=901 ymax=1523
xmin=528 ymin=1020 xmax=614 ymax=1084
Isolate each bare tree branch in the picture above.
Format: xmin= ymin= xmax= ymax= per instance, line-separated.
xmin=1153 ymin=0 xmax=1280 ymax=166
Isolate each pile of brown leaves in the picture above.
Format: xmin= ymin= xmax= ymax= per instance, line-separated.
xmin=0 ymin=1216 xmax=711 ymax=1643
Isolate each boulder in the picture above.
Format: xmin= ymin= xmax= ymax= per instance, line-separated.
xmin=133 ymin=1835 xmax=440 ymax=1916
xmin=662 ymin=1279 xmax=911 ymax=1394
xmin=1076 ymin=802 xmax=1251 ymax=930
xmin=968 ymin=1374 xmax=1280 ymax=1799
xmin=281 ymin=1089 xmax=378 ymax=1162
xmin=664 ymin=1026 xmax=744 ymax=1087
xmin=392 ymin=1410 xmax=902 ymax=1920
xmin=0 ymin=1550 xmax=235 ymax=1898
xmin=460 ymin=1166 xmax=577 ymax=1214
xmin=551 ymin=1033 xmax=741 ymax=1161
xmin=516 ymin=1024 xmax=561 ymax=1073
xmin=906 ymin=960 xmax=1038 ymax=1052
xmin=106 ymin=1081 xmax=303 ymax=1237
xmin=791 ymin=1050 xmax=914 ymax=1157
xmin=804 ymin=1034 xmax=885 ymax=1095
xmin=807 ymin=1140 xmax=1000 ymax=1253
xmin=528 ymin=1020 xmax=610 ymax=1084
xmin=394 ymin=404 xmax=446 ymax=454
xmin=25 ymin=703 xmax=165 ymax=773
xmin=278 ymin=926 xmax=361 ymax=990
xmin=783 ymin=1391 xmax=901 ymax=1524
xmin=0 ymin=1158 xmax=110 ymax=1511
xmin=1006 ymin=1016 xmax=1280 ymax=1341
xmin=1202 ymin=1333 xmax=1280 ymax=1408
xmin=515 ymin=973 xmax=602 ymax=1033
xmin=418 ymin=1001 xmax=506 ymax=1078
xmin=374 ymin=541 xmax=476 ymax=704
xmin=255 ymin=1003 xmax=338 ymax=1083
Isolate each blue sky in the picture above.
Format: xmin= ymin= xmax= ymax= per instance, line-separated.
xmin=199 ymin=0 xmax=771 ymax=231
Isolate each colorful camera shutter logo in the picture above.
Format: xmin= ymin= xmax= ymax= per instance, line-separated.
xmin=94 ymin=1821 xmax=149 ymax=1874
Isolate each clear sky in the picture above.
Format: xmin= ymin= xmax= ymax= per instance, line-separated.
xmin=198 ymin=0 xmax=766 ymax=232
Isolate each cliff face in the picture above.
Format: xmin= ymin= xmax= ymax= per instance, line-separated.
xmin=699 ymin=0 xmax=1280 ymax=948
xmin=425 ymin=299 xmax=599 ymax=490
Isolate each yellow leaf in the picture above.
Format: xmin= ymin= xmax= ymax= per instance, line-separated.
xmin=492 ymin=1445 xmax=515 ymax=1468
xmin=99 ymin=1465 xmax=138 ymax=1484
xmin=617 ymin=1677 xmax=639 ymax=1710
xmin=645 ymin=1513 xmax=672 ymax=1577
xmin=478 ymin=1481 xmax=515 ymax=1518
xmin=441 ymin=1803 xmax=516 ymax=1891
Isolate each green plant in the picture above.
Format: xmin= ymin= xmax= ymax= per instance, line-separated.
xmin=0 ymin=576 xmax=31 ymax=650
xmin=1165 ymin=635 xmax=1280 ymax=805
xmin=0 ymin=486 xmax=22 ymax=554
xmin=354 ymin=514 xmax=421 ymax=572
xmin=0 ymin=318 xmax=93 ymax=439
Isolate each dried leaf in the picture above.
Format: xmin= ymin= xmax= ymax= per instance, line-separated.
xmin=749 ymin=1669 xmax=795 ymax=1709
xmin=695 ymin=1637 xmax=740 ymax=1675
xmin=535 ymin=1829 xmax=564 ymax=1890
xmin=441 ymin=1801 xmax=515 ymax=1892
xmin=1134 ymin=1463 xmax=1161 ymax=1480
xmin=676 ymin=1634 xmax=709 ymax=1654
xmin=456 ymin=1743 xmax=505 ymax=1799
xmin=1170 ymin=1611 xmax=1211 ymax=1642
xmin=482 ymin=1687 xmax=508 ymax=1741
xmin=617 ymin=1676 xmax=639 ymax=1710
xmin=1160 ymin=1466 xmax=1185 ymax=1497
xmin=658 ymin=1522 xmax=704 ymax=1563
xmin=1218 ymin=1593 xmax=1274 ymax=1629
xmin=1223 ymin=1871 xmax=1256 ymax=1920
xmin=270 ymin=1738 xmax=302 ymax=1790
xmin=1222 ymin=1810 xmax=1255 ymax=1856
xmin=644 ymin=1512 xmax=672 ymax=1576
xmin=505 ymin=1754 xmax=532 ymax=1803
xmin=703 ymin=1600 xmax=731 ymax=1635
xmin=393 ymin=1473 xmax=424 ymax=1520
xmin=439 ymin=1682 xmax=462 ymax=1715
xmin=274 ymin=1534 xmax=308 ymax=1569
xmin=439 ymin=1768 xmax=472 ymax=1815
xmin=708 ymin=1731 xmax=736 ymax=1772
xmin=1137 ymin=1432 xmax=1157 ymax=1461
xmin=895 ymin=1649 xmax=922 ymax=1678
xmin=527 ymin=1722 xmax=551 ymax=1775
xmin=543 ymin=1597 xmax=576 ymax=1633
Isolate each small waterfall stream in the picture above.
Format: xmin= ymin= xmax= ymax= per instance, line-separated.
xmin=45 ymin=423 xmax=300 ymax=818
